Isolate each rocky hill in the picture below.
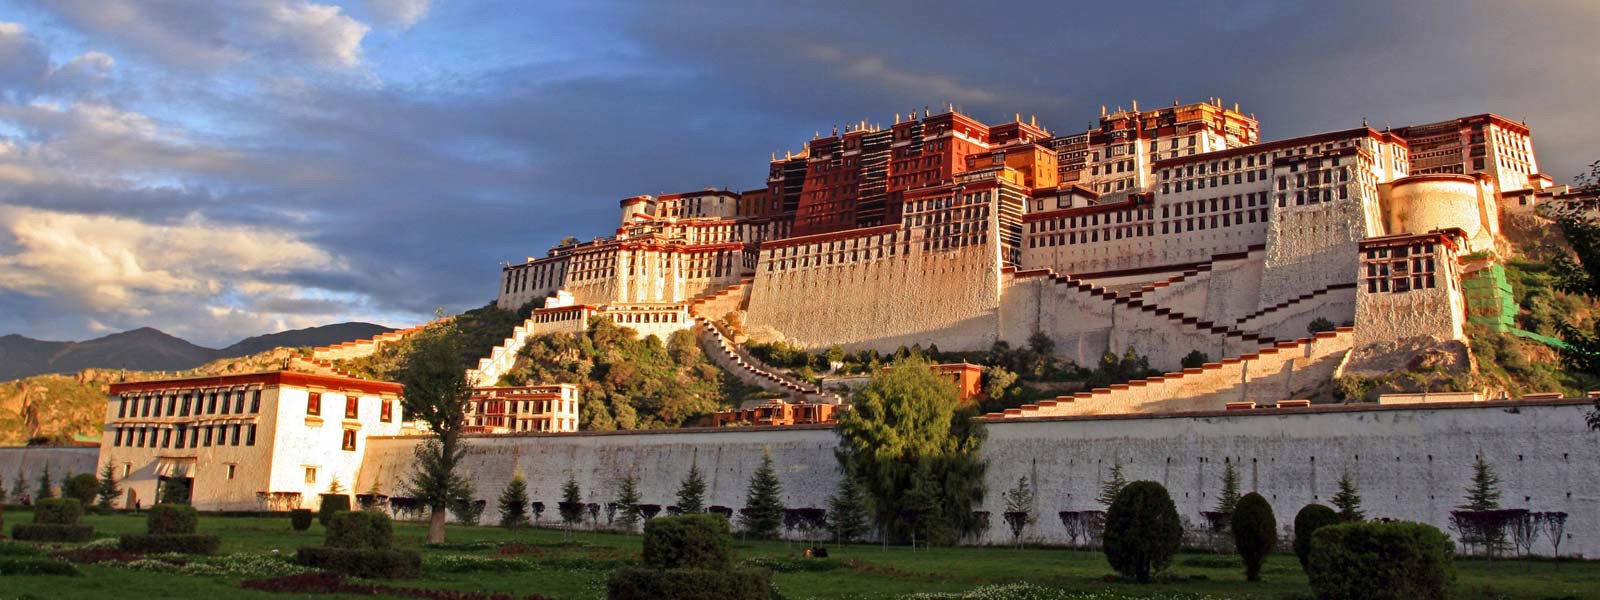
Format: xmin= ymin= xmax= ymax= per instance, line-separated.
xmin=0 ymin=322 xmax=393 ymax=382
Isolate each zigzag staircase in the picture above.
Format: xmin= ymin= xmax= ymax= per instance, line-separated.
xmin=684 ymin=277 xmax=823 ymax=397
xmin=1233 ymin=282 xmax=1358 ymax=326
xmin=1011 ymin=267 xmax=1276 ymax=347
xmin=1124 ymin=264 xmax=1213 ymax=300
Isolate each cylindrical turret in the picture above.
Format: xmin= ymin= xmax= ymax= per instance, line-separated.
xmin=619 ymin=195 xmax=655 ymax=226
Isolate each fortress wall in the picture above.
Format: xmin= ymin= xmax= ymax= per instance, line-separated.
xmin=1201 ymin=253 xmax=1265 ymax=324
xmin=745 ymin=242 xmax=1001 ymax=352
xmin=1106 ymin=304 xmax=1255 ymax=372
xmin=1258 ymin=201 xmax=1366 ymax=309
xmin=357 ymin=400 xmax=1600 ymax=555
xmin=998 ymin=275 xmax=1115 ymax=366
xmin=1236 ymin=287 xmax=1357 ymax=342
xmin=1133 ymin=270 xmax=1212 ymax=317
xmin=0 ymin=446 xmax=101 ymax=492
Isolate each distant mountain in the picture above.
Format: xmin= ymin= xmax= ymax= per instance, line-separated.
xmin=0 ymin=322 xmax=394 ymax=382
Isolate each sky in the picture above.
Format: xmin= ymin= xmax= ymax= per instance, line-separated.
xmin=0 ymin=0 xmax=1596 ymax=347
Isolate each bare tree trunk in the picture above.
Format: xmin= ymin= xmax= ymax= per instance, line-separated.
xmin=428 ymin=505 xmax=447 ymax=544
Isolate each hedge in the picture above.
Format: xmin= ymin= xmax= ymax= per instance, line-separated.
xmin=291 ymin=509 xmax=314 ymax=531
xmin=0 ymin=557 xmax=80 ymax=576
xmin=642 ymin=514 xmax=732 ymax=571
xmin=118 ymin=534 xmax=222 ymax=555
xmin=1294 ymin=504 xmax=1341 ymax=569
xmin=1230 ymin=492 xmax=1276 ymax=582
xmin=33 ymin=498 xmax=84 ymax=525
xmin=147 ymin=504 xmax=200 ymax=535
xmin=11 ymin=524 xmax=95 ymax=543
xmin=1307 ymin=521 xmax=1455 ymax=600
xmin=295 ymin=547 xmax=421 ymax=579
xmin=0 ymin=541 xmax=42 ymax=557
xmin=606 ymin=567 xmax=771 ymax=600
xmin=326 ymin=511 xmax=394 ymax=550
xmin=318 ymin=495 xmax=351 ymax=527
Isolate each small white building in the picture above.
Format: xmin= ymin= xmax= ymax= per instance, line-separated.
xmin=464 ymin=384 xmax=580 ymax=433
xmin=100 ymin=371 xmax=406 ymax=511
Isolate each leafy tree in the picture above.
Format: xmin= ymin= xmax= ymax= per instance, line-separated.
xmin=834 ymin=356 xmax=987 ymax=546
xmin=741 ymin=450 xmax=784 ymax=538
xmin=1215 ymin=461 xmax=1241 ymax=515
xmin=826 ymin=472 xmax=868 ymax=544
xmin=1097 ymin=462 xmax=1127 ymax=508
xmin=1293 ymin=503 xmax=1340 ymax=569
xmin=824 ymin=344 xmax=846 ymax=366
xmin=448 ymin=479 xmax=483 ymax=525
xmin=1460 ymin=455 xmax=1501 ymax=511
xmin=498 ymin=474 xmax=531 ymax=528
xmin=558 ymin=476 xmax=584 ymax=531
xmin=397 ymin=322 xmax=474 ymax=544
xmin=614 ymin=475 xmax=642 ymax=531
xmin=62 ymin=473 xmax=97 ymax=506
xmin=1307 ymin=317 xmax=1336 ymax=335
xmin=1231 ymin=493 xmax=1276 ymax=582
xmin=675 ymin=463 xmax=707 ymax=514
xmin=514 ymin=320 xmax=728 ymax=429
xmin=1332 ymin=470 xmax=1365 ymax=521
xmin=35 ymin=465 xmax=52 ymax=500
xmin=1181 ymin=350 xmax=1210 ymax=369
xmin=1102 ymin=481 xmax=1183 ymax=583
xmin=1002 ymin=476 xmax=1035 ymax=548
xmin=982 ymin=366 xmax=1018 ymax=403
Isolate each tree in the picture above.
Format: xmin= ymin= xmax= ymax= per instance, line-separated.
xmin=826 ymin=472 xmax=868 ymax=544
xmin=0 ymin=470 xmax=8 ymax=503
xmin=1332 ymin=470 xmax=1365 ymax=521
xmin=1307 ymin=317 xmax=1336 ymax=335
xmin=62 ymin=473 xmax=97 ymax=506
xmin=1231 ymin=493 xmax=1276 ymax=582
xmin=983 ymin=366 xmax=1019 ymax=403
xmin=614 ymin=475 xmax=642 ymax=532
xmin=1181 ymin=350 xmax=1210 ymax=369
xmin=10 ymin=470 xmax=25 ymax=501
xmin=1293 ymin=504 xmax=1340 ymax=569
xmin=834 ymin=356 xmax=987 ymax=546
xmin=35 ymin=465 xmax=53 ymax=500
xmin=1002 ymin=476 xmax=1035 ymax=548
xmin=1102 ymin=481 xmax=1183 ymax=583
xmin=1215 ymin=461 xmax=1241 ymax=515
xmin=498 ymin=474 xmax=531 ymax=528
xmin=397 ymin=323 xmax=474 ymax=544
xmin=1460 ymin=456 xmax=1501 ymax=511
xmin=1540 ymin=511 xmax=1569 ymax=557
xmin=675 ymin=463 xmax=707 ymax=514
xmin=327 ymin=476 xmax=345 ymax=495
xmin=558 ymin=476 xmax=584 ymax=533
xmin=1097 ymin=462 xmax=1127 ymax=508
xmin=824 ymin=344 xmax=846 ymax=367
xmin=741 ymin=449 xmax=785 ymax=538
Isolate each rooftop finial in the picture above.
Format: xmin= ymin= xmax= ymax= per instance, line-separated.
xmin=1132 ymin=99 xmax=1139 ymax=112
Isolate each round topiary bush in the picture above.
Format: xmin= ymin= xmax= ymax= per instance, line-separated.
xmin=33 ymin=498 xmax=83 ymax=525
xmin=1307 ymin=521 xmax=1454 ymax=600
xmin=62 ymin=474 xmax=98 ymax=507
xmin=1101 ymin=480 xmax=1182 ymax=583
xmin=643 ymin=514 xmax=733 ymax=571
xmin=1231 ymin=492 xmax=1276 ymax=581
xmin=326 ymin=510 xmax=395 ymax=550
xmin=318 ymin=494 xmax=351 ymax=527
xmin=291 ymin=509 xmax=314 ymax=531
xmin=1293 ymin=503 xmax=1340 ymax=569
xmin=147 ymin=503 xmax=199 ymax=535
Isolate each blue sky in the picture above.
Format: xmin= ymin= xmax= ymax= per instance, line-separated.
xmin=0 ymin=0 xmax=1596 ymax=347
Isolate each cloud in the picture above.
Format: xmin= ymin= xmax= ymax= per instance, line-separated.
xmin=365 ymin=0 xmax=432 ymax=29
xmin=804 ymin=44 xmax=998 ymax=106
xmin=0 ymin=22 xmax=51 ymax=94
xmin=32 ymin=0 xmax=371 ymax=69
xmin=0 ymin=101 xmax=241 ymax=184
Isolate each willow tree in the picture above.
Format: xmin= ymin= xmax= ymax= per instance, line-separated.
xmin=398 ymin=322 xmax=474 ymax=544
xmin=834 ymin=356 xmax=987 ymax=546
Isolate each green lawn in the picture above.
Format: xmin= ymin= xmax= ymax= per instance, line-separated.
xmin=0 ymin=512 xmax=1594 ymax=600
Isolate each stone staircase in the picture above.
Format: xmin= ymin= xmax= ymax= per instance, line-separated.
xmin=693 ymin=315 xmax=820 ymax=397
xmin=1012 ymin=267 xmax=1276 ymax=348
xmin=1125 ymin=264 xmax=1214 ymax=300
xmin=1234 ymin=282 xmax=1358 ymax=326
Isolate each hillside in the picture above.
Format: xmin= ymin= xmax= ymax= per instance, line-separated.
xmin=0 ymin=322 xmax=393 ymax=382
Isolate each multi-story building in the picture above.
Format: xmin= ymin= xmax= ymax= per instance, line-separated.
xmin=1395 ymin=114 xmax=1539 ymax=193
xmin=1064 ymin=99 xmax=1259 ymax=199
xmin=464 ymin=385 xmax=580 ymax=433
xmin=100 ymin=371 xmax=406 ymax=511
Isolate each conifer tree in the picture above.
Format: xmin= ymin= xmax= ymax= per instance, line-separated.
xmin=1003 ymin=476 xmax=1036 ymax=548
xmin=614 ymin=474 xmax=642 ymax=531
xmin=10 ymin=470 xmax=26 ymax=501
xmin=1215 ymin=461 xmax=1241 ymax=515
xmin=741 ymin=449 xmax=785 ymax=538
xmin=558 ymin=476 xmax=584 ymax=530
xmin=327 ymin=475 xmax=345 ymax=495
xmin=96 ymin=461 xmax=120 ymax=509
xmin=498 ymin=474 xmax=531 ymax=528
xmin=35 ymin=465 xmax=52 ymax=500
xmin=1461 ymin=455 xmax=1502 ymax=511
xmin=674 ymin=463 xmax=707 ymax=514
xmin=1097 ymin=462 xmax=1127 ymax=507
xmin=1331 ymin=470 xmax=1365 ymax=521
xmin=0 ymin=470 xmax=7 ymax=503
xmin=826 ymin=473 xmax=868 ymax=544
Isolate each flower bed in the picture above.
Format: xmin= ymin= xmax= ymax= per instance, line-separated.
xmin=241 ymin=572 xmax=559 ymax=600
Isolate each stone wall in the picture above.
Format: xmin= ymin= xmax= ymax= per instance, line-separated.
xmin=356 ymin=399 xmax=1600 ymax=556
xmin=0 ymin=446 xmax=100 ymax=494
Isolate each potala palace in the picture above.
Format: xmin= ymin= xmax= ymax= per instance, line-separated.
xmin=25 ymin=99 xmax=1594 ymax=555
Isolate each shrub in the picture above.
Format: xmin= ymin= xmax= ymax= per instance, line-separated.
xmin=147 ymin=503 xmax=199 ymax=534
xmin=294 ymin=546 xmax=422 ymax=579
xmin=1294 ymin=504 xmax=1340 ymax=569
xmin=643 ymin=514 xmax=732 ymax=571
xmin=1231 ymin=492 xmax=1276 ymax=581
xmin=606 ymin=566 xmax=771 ymax=600
xmin=11 ymin=523 xmax=95 ymax=542
xmin=318 ymin=494 xmax=351 ymax=526
xmin=0 ymin=541 xmax=42 ymax=556
xmin=34 ymin=498 xmax=83 ymax=525
xmin=1101 ymin=480 xmax=1182 ymax=583
xmin=0 ymin=557 xmax=79 ymax=576
xmin=290 ymin=509 xmax=314 ymax=531
xmin=326 ymin=510 xmax=394 ymax=550
xmin=1307 ymin=521 xmax=1455 ymax=600
xmin=118 ymin=534 xmax=222 ymax=555
xmin=62 ymin=474 xmax=98 ymax=507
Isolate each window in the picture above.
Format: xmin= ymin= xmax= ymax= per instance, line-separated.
xmin=249 ymin=390 xmax=261 ymax=413
xmin=344 ymin=395 xmax=358 ymax=419
xmin=203 ymin=426 xmax=213 ymax=447
xmin=161 ymin=429 xmax=171 ymax=448
xmin=124 ymin=463 xmax=132 ymax=478
xmin=305 ymin=467 xmax=318 ymax=484
xmin=381 ymin=400 xmax=393 ymax=422
xmin=234 ymin=393 xmax=245 ymax=414
xmin=341 ymin=429 xmax=357 ymax=451
xmin=226 ymin=464 xmax=237 ymax=480
xmin=246 ymin=424 xmax=257 ymax=446
xmin=307 ymin=392 xmax=322 ymax=416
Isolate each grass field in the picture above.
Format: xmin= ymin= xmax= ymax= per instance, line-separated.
xmin=0 ymin=511 xmax=1594 ymax=600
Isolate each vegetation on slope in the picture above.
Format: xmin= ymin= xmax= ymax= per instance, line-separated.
xmin=333 ymin=304 xmax=526 ymax=380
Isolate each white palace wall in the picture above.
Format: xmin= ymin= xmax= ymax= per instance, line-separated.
xmin=356 ymin=400 xmax=1600 ymax=556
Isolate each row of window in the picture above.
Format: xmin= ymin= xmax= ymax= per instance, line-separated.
xmin=1027 ymin=208 xmax=1269 ymax=248
xmin=305 ymin=392 xmax=394 ymax=422
xmin=111 ymin=423 xmax=257 ymax=448
xmin=118 ymin=390 xmax=261 ymax=420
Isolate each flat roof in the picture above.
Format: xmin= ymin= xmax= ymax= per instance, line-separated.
xmin=108 ymin=370 xmax=404 ymax=396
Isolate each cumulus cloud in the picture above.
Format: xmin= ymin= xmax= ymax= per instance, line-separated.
xmin=0 ymin=101 xmax=241 ymax=183
xmin=804 ymin=44 xmax=998 ymax=106
xmin=32 ymin=0 xmax=371 ymax=69
xmin=365 ymin=0 xmax=432 ymax=29
xmin=0 ymin=22 xmax=51 ymax=93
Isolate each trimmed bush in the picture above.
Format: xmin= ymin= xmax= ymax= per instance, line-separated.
xmin=62 ymin=474 xmax=98 ymax=507
xmin=118 ymin=533 xmax=221 ymax=555
xmin=1231 ymin=492 xmax=1277 ymax=581
xmin=294 ymin=546 xmax=421 ymax=579
xmin=643 ymin=514 xmax=733 ymax=571
xmin=34 ymin=498 xmax=83 ymax=525
xmin=317 ymin=494 xmax=351 ymax=527
xmin=147 ymin=503 xmax=199 ymax=535
xmin=1307 ymin=521 xmax=1454 ymax=600
xmin=1102 ymin=480 xmax=1182 ymax=583
xmin=290 ymin=509 xmax=314 ymax=531
xmin=0 ymin=557 xmax=79 ymax=576
xmin=326 ymin=510 xmax=394 ymax=550
xmin=0 ymin=541 xmax=42 ymax=557
xmin=11 ymin=524 xmax=95 ymax=543
xmin=606 ymin=566 xmax=771 ymax=600
xmin=1294 ymin=504 xmax=1340 ymax=569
